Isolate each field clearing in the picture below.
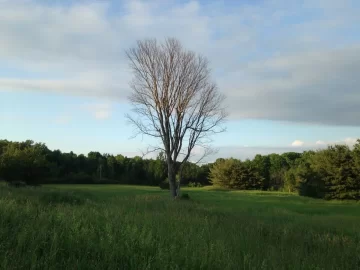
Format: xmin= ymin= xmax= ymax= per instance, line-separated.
xmin=1 ymin=183 xmax=360 ymax=269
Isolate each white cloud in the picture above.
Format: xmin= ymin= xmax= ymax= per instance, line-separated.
xmin=95 ymin=110 xmax=111 ymax=120
xmin=314 ymin=138 xmax=358 ymax=147
xmin=291 ymin=140 xmax=305 ymax=147
xmin=0 ymin=77 xmax=126 ymax=98
xmin=82 ymin=103 xmax=112 ymax=120
xmin=0 ymin=0 xmax=359 ymax=126
xmin=344 ymin=137 xmax=358 ymax=146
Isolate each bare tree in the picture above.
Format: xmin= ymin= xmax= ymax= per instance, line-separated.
xmin=126 ymin=38 xmax=227 ymax=198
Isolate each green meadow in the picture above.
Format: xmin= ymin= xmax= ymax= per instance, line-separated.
xmin=1 ymin=183 xmax=359 ymax=269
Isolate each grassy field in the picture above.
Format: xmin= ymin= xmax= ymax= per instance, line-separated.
xmin=0 ymin=183 xmax=360 ymax=269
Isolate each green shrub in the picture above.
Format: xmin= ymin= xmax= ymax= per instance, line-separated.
xmin=210 ymin=158 xmax=264 ymax=190
xmin=188 ymin=182 xmax=196 ymax=187
xmin=188 ymin=182 xmax=203 ymax=188
xmin=180 ymin=193 xmax=190 ymax=200
xmin=7 ymin=181 xmax=26 ymax=188
xmin=159 ymin=180 xmax=170 ymax=190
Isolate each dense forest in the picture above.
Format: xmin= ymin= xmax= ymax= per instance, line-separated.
xmin=0 ymin=139 xmax=359 ymax=200
xmin=210 ymin=140 xmax=360 ymax=200
xmin=0 ymin=139 xmax=210 ymax=187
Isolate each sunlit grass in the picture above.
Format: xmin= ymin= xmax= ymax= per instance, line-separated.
xmin=0 ymin=184 xmax=359 ymax=269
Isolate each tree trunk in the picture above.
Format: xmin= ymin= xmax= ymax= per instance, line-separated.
xmin=176 ymin=177 xmax=181 ymax=197
xmin=167 ymin=162 xmax=177 ymax=198
xmin=176 ymin=164 xmax=185 ymax=197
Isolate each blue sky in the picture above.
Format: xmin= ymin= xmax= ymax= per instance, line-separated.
xmin=0 ymin=0 xmax=359 ymax=161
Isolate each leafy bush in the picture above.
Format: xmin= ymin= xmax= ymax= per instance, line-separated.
xmin=210 ymin=158 xmax=264 ymax=190
xmin=188 ymin=182 xmax=203 ymax=188
xmin=7 ymin=181 xmax=26 ymax=188
xmin=159 ymin=180 xmax=170 ymax=190
xmin=188 ymin=182 xmax=195 ymax=187
xmin=180 ymin=193 xmax=190 ymax=200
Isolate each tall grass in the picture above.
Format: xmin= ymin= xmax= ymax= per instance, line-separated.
xmin=0 ymin=184 xmax=359 ymax=269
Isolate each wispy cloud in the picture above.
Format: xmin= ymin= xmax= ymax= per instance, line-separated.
xmin=55 ymin=114 xmax=72 ymax=125
xmin=0 ymin=113 xmax=26 ymax=122
xmin=292 ymin=138 xmax=359 ymax=149
xmin=315 ymin=137 xmax=358 ymax=147
xmin=315 ymin=140 xmax=326 ymax=145
xmin=82 ymin=103 xmax=112 ymax=120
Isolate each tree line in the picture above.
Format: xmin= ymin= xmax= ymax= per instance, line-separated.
xmin=0 ymin=139 xmax=210 ymax=187
xmin=1 ymin=139 xmax=359 ymax=200
xmin=210 ymin=139 xmax=360 ymax=200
